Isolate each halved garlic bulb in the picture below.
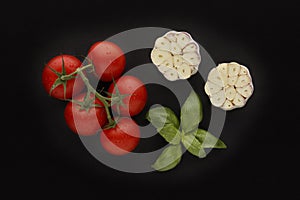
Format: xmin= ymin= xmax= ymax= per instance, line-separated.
xmin=204 ymin=62 xmax=254 ymax=111
xmin=150 ymin=30 xmax=201 ymax=81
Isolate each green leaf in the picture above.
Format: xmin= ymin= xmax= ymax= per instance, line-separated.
xmin=47 ymin=65 xmax=61 ymax=76
xmin=146 ymin=106 xmax=180 ymax=130
xmin=61 ymin=55 xmax=66 ymax=75
xmin=158 ymin=124 xmax=181 ymax=145
xmin=152 ymin=144 xmax=182 ymax=172
xmin=180 ymin=91 xmax=203 ymax=134
xmin=194 ymin=129 xmax=227 ymax=149
xmin=49 ymin=78 xmax=64 ymax=96
xmin=182 ymin=133 xmax=206 ymax=158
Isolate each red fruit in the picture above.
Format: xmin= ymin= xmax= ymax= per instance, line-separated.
xmin=42 ymin=54 xmax=84 ymax=100
xmin=88 ymin=41 xmax=126 ymax=82
xmin=108 ymin=75 xmax=148 ymax=116
xmin=100 ymin=118 xmax=140 ymax=155
xmin=64 ymin=93 xmax=108 ymax=136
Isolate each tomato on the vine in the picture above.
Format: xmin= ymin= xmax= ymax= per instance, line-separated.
xmin=100 ymin=118 xmax=140 ymax=155
xmin=42 ymin=54 xmax=84 ymax=100
xmin=64 ymin=93 xmax=108 ymax=136
xmin=108 ymin=75 xmax=148 ymax=116
xmin=88 ymin=41 xmax=126 ymax=82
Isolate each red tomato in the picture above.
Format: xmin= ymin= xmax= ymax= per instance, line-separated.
xmin=64 ymin=93 xmax=108 ymax=136
xmin=88 ymin=41 xmax=126 ymax=82
xmin=100 ymin=118 xmax=140 ymax=155
xmin=42 ymin=54 xmax=84 ymax=100
xmin=108 ymin=75 xmax=148 ymax=116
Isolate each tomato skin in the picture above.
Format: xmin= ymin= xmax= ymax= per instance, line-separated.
xmin=100 ymin=118 xmax=140 ymax=155
xmin=64 ymin=93 xmax=107 ymax=136
xmin=108 ymin=75 xmax=148 ymax=116
xmin=88 ymin=41 xmax=126 ymax=82
xmin=42 ymin=54 xmax=84 ymax=99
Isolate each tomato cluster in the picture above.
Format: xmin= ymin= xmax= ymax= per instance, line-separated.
xmin=42 ymin=41 xmax=147 ymax=155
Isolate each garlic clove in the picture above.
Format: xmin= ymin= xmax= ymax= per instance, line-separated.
xmin=159 ymin=56 xmax=174 ymax=69
xmin=164 ymin=31 xmax=177 ymax=42
xmin=157 ymin=65 xmax=172 ymax=73
xmin=204 ymin=82 xmax=211 ymax=96
xmin=227 ymin=76 xmax=238 ymax=86
xmin=217 ymin=63 xmax=228 ymax=75
xmin=191 ymin=65 xmax=198 ymax=75
xmin=228 ymin=62 xmax=240 ymax=77
xmin=235 ymin=75 xmax=251 ymax=87
xmin=217 ymin=63 xmax=228 ymax=86
xmin=205 ymin=81 xmax=223 ymax=95
xmin=173 ymin=55 xmax=183 ymax=69
xmin=222 ymin=99 xmax=235 ymax=111
xmin=154 ymin=37 xmax=171 ymax=51
xmin=175 ymin=32 xmax=191 ymax=48
xmin=150 ymin=49 xmax=172 ymax=66
xmin=232 ymin=93 xmax=245 ymax=107
xmin=183 ymin=42 xmax=199 ymax=53
xmin=207 ymin=68 xmax=224 ymax=87
xmin=236 ymin=84 xmax=253 ymax=98
xmin=177 ymin=63 xmax=192 ymax=79
xmin=225 ymin=86 xmax=237 ymax=100
xmin=182 ymin=52 xmax=201 ymax=66
xmin=239 ymin=65 xmax=249 ymax=75
xmin=170 ymin=41 xmax=182 ymax=55
xmin=163 ymin=68 xmax=179 ymax=81
xmin=210 ymin=89 xmax=226 ymax=107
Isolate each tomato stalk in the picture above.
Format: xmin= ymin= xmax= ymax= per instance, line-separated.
xmin=76 ymin=70 xmax=115 ymax=126
xmin=60 ymin=63 xmax=93 ymax=81
xmin=59 ymin=61 xmax=121 ymax=127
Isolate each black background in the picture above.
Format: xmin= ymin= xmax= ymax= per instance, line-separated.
xmin=2 ymin=0 xmax=299 ymax=198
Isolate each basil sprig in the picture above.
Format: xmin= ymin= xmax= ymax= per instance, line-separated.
xmin=180 ymin=91 xmax=203 ymax=134
xmin=146 ymin=106 xmax=180 ymax=145
xmin=152 ymin=144 xmax=182 ymax=171
xmin=146 ymin=91 xmax=226 ymax=172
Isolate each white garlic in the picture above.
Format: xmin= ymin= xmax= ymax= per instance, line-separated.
xmin=204 ymin=62 xmax=254 ymax=111
xmin=150 ymin=30 xmax=201 ymax=81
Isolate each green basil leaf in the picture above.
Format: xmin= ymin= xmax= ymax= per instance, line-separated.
xmin=152 ymin=144 xmax=182 ymax=172
xmin=158 ymin=124 xmax=181 ymax=145
xmin=182 ymin=133 xmax=206 ymax=158
xmin=180 ymin=91 xmax=203 ymax=134
xmin=146 ymin=106 xmax=179 ymax=130
xmin=195 ymin=129 xmax=227 ymax=149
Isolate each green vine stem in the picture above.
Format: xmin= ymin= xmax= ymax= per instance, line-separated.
xmin=61 ymin=62 xmax=116 ymax=127
xmin=60 ymin=63 xmax=93 ymax=81
xmin=77 ymin=70 xmax=115 ymax=126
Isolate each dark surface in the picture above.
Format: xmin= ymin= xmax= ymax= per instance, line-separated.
xmin=2 ymin=0 xmax=299 ymax=198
